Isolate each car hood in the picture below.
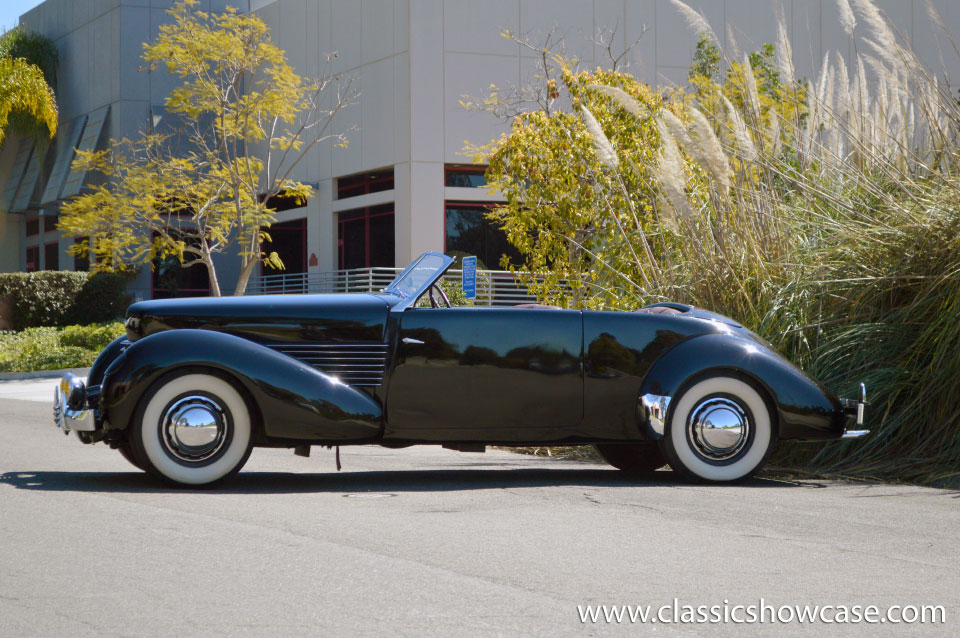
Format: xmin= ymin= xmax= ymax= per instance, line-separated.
xmin=126 ymin=292 xmax=397 ymax=343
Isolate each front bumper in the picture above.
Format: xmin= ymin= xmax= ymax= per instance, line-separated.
xmin=52 ymin=373 xmax=97 ymax=433
xmin=840 ymin=382 xmax=870 ymax=439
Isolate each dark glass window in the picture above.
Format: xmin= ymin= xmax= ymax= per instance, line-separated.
xmin=25 ymin=218 xmax=39 ymax=236
xmin=260 ymin=218 xmax=307 ymax=293
xmin=445 ymin=165 xmax=488 ymax=188
xmin=444 ymin=201 xmax=521 ymax=270
xmin=262 ymin=219 xmax=306 ymax=271
xmin=44 ymin=242 xmax=59 ymax=270
xmin=263 ymin=191 xmax=307 ymax=213
xmin=336 ymin=168 xmax=394 ymax=200
xmin=338 ymin=203 xmax=395 ymax=269
xmin=151 ymin=231 xmax=210 ymax=298
xmin=43 ymin=214 xmax=58 ymax=233
xmin=25 ymin=245 xmax=39 ymax=272
xmin=73 ymin=237 xmax=90 ymax=272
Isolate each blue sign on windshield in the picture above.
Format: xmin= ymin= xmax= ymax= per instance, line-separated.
xmin=461 ymin=256 xmax=477 ymax=299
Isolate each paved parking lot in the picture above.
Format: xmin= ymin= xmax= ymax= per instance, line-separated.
xmin=0 ymin=379 xmax=957 ymax=636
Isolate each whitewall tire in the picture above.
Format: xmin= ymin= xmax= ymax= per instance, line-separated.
xmin=130 ymin=371 xmax=254 ymax=486
xmin=661 ymin=375 xmax=775 ymax=483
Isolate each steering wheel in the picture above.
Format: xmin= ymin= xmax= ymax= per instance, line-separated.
xmin=428 ymin=284 xmax=451 ymax=308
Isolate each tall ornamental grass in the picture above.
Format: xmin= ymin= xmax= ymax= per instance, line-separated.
xmin=482 ymin=0 xmax=960 ymax=485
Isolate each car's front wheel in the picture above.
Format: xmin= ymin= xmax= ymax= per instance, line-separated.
xmin=660 ymin=374 xmax=776 ymax=483
xmin=129 ymin=370 xmax=254 ymax=487
xmin=117 ymin=441 xmax=145 ymax=471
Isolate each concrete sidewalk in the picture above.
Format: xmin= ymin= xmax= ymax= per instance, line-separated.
xmin=0 ymin=375 xmax=86 ymax=403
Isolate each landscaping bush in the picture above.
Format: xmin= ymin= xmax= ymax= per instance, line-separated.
xmin=58 ymin=322 xmax=127 ymax=351
xmin=0 ymin=322 xmax=125 ymax=373
xmin=63 ymin=273 xmax=131 ymax=325
xmin=0 ymin=271 xmax=130 ymax=329
xmin=0 ymin=272 xmax=87 ymax=329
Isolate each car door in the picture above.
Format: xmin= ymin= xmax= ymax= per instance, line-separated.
xmin=385 ymin=307 xmax=583 ymax=441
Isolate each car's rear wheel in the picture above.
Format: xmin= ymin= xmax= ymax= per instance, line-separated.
xmin=660 ymin=374 xmax=776 ymax=483
xmin=129 ymin=371 xmax=254 ymax=487
xmin=594 ymin=443 xmax=666 ymax=473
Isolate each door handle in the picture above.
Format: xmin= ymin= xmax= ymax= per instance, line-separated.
xmin=402 ymin=337 xmax=424 ymax=345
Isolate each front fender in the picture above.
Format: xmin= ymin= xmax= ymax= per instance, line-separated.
xmin=101 ymin=329 xmax=383 ymax=442
xmin=88 ymin=335 xmax=130 ymax=387
xmin=639 ymin=333 xmax=845 ymax=440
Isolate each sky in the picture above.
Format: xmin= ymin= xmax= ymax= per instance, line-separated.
xmin=1 ymin=1 xmax=44 ymax=34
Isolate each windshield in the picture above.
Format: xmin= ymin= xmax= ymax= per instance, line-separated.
xmin=383 ymin=252 xmax=454 ymax=301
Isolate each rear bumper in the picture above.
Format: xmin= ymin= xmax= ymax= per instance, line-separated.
xmin=52 ymin=373 xmax=98 ymax=433
xmin=840 ymin=382 xmax=870 ymax=439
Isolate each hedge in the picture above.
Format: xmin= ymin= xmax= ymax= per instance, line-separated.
xmin=0 ymin=323 xmax=126 ymax=372
xmin=0 ymin=271 xmax=130 ymax=330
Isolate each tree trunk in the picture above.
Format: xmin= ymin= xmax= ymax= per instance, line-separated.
xmin=205 ymin=257 xmax=222 ymax=297
xmin=233 ymin=257 xmax=259 ymax=296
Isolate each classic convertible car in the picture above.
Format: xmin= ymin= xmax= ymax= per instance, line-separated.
xmin=53 ymin=252 xmax=868 ymax=486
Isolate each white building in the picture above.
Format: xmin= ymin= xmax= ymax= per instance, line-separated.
xmin=0 ymin=0 xmax=955 ymax=298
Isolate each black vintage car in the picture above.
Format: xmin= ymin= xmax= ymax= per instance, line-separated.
xmin=53 ymin=253 xmax=868 ymax=486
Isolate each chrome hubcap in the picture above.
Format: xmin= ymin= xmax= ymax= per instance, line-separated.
xmin=687 ymin=396 xmax=751 ymax=461
xmin=161 ymin=396 xmax=228 ymax=463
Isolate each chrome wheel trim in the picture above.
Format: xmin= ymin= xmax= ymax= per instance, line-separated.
xmin=160 ymin=395 xmax=229 ymax=463
xmin=686 ymin=396 xmax=751 ymax=462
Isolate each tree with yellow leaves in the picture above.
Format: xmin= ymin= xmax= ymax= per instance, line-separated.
xmin=0 ymin=26 xmax=58 ymax=145
xmin=60 ymin=0 xmax=355 ymax=296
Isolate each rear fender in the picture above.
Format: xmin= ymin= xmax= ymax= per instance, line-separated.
xmin=100 ymin=329 xmax=383 ymax=442
xmin=639 ymin=333 xmax=845 ymax=440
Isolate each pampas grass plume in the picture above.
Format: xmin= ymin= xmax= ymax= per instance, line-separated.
xmin=580 ymin=105 xmax=619 ymax=169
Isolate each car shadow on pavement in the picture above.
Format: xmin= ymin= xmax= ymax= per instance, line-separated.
xmin=0 ymin=468 xmax=824 ymax=494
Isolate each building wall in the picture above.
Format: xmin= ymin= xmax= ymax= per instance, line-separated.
xmin=1 ymin=0 xmax=958 ymax=294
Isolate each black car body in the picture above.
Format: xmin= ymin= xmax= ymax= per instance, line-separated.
xmin=54 ymin=253 xmax=868 ymax=486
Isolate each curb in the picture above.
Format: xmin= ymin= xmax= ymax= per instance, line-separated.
xmin=0 ymin=367 xmax=91 ymax=382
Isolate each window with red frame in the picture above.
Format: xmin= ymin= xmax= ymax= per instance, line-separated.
xmin=43 ymin=214 xmax=58 ymax=233
xmin=74 ymin=237 xmax=90 ymax=272
xmin=44 ymin=242 xmax=59 ymax=270
xmin=337 ymin=203 xmax=395 ymax=269
xmin=25 ymin=245 xmax=39 ymax=272
xmin=444 ymin=201 xmax=521 ymax=270
xmin=336 ymin=168 xmax=394 ymax=200
xmin=444 ymin=164 xmax=488 ymax=188
xmin=25 ymin=218 xmax=39 ymax=237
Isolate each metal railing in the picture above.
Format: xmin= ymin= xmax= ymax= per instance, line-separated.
xmin=245 ymin=266 xmax=539 ymax=306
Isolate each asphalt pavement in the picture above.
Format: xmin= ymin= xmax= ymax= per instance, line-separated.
xmin=0 ymin=381 xmax=957 ymax=637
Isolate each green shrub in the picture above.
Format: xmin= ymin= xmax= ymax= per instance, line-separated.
xmin=63 ymin=273 xmax=131 ymax=325
xmin=0 ymin=271 xmax=129 ymax=329
xmin=58 ymin=322 xmax=126 ymax=350
xmin=414 ymin=278 xmax=474 ymax=308
xmin=0 ymin=272 xmax=88 ymax=329
xmin=12 ymin=345 xmax=94 ymax=372
xmin=0 ymin=322 xmax=124 ymax=372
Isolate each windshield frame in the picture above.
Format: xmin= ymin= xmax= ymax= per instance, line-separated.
xmin=382 ymin=252 xmax=455 ymax=311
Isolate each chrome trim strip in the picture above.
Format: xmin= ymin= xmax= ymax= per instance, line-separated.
xmin=857 ymin=382 xmax=867 ymax=425
xmin=264 ymin=342 xmax=389 ymax=387
xmin=640 ymin=393 xmax=671 ymax=436
xmin=842 ymin=429 xmax=870 ymax=439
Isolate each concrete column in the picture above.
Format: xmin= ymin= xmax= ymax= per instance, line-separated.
xmin=311 ymin=178 xmax=336 ymax=271
xmin=401 ymin=0 xmax=445 ymax=263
